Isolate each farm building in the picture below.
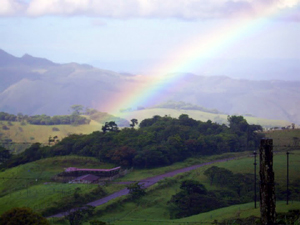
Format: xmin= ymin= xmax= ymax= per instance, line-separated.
xmin=69 ymin=174 xmax=100 ymax=184
xmin=60 ymin=166 xmax=121 ymax=178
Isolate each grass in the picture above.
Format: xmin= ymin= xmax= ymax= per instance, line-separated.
xmin=0 ymin=155 xmax=114 ymax=196
xmin=265 ymin=129 xmax=300 ymax=148
xmin=0 ymin=155 xmax=124 ymax=215
xmin=0 ymin=181 xmax=126 ymax=215
xmin=116 ymin=151 xmax=248 ymax=182
xmin=0 ymin=120 xmax=102 ymax=153
xmin=80 ymin=151 xmax=300 ymax=225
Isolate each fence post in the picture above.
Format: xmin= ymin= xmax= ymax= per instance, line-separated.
xmin=259 ymin=139 xmax=276 ymax=225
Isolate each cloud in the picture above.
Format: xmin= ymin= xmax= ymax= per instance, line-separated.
xmin=1 ymin=0 xmax=300 ymax=21
xmin=0 ymin=0 xmax=26 ymax=16
xmin=91 ymin=19 xmax=107 ymax=27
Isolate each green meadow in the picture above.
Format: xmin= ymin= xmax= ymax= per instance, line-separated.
xmin=78 ymin=150 xmax=300 ymax=225
xmin=1 ymin=149 xmax=299 ymax=223
xmin=0 ymin=156 xmax=123 ymax=215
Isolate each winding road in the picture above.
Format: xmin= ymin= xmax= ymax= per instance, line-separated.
xmin=50 ymin=157 xmax=236 ymax=218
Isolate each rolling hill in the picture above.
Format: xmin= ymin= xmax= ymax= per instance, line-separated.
xmin=1 ymin=49 xmax=300 ymax=125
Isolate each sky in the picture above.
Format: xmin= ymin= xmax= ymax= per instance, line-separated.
xmin=0 ymin=0 xmax=300 ymax=79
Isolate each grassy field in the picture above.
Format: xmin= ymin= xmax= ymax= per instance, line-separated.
xmin=0 ymin=156 xmax=124 ymax=215
xmin=76 ymin=150 xmax=300 ymax=225
xmin=265 ymin=129 xmax=300 ymax=148
xmin=83 ymin=201 xmax=300 ymax=225
xmin=2 ymin=150 xmax=298 ymax=223
xmin=0 ymin=155 xmax=115 ymax=195
xmin=0 ymin=120 xmax=102 ymax=153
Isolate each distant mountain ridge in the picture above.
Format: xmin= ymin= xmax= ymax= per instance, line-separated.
xmin=0 ymin=49 xmax=56 ymax=67
xmin=0 ymin=49 xmax=299 ymax=124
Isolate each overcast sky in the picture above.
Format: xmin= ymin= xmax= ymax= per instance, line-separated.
xmin=1 ymin=0 xmax=299 ymax=79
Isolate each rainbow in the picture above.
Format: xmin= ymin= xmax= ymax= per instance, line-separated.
xmin=103 ymin=2 xmax=298 ymax=116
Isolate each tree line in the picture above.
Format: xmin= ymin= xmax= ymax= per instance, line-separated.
xmin=0 ymin=112 xmax=90 ymax=126
xmin=1 ymin=114 xmax=264 ymax=169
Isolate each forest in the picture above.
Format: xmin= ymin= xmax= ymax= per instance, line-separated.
xmin=1 ymin=114 xmax=264 ymax=170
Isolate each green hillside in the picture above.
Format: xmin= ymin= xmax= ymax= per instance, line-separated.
xmin=1 ymin=150 xmax=299 ymax=224
xmin=119 ymin=108 xmax=291 ymax=128
xmin=81 ymin=150 xmax=300 ymax=225
xmin=0 ymin=121 xmax=299 ymax=224
xmin=0 ymin=156 xmax=123 ymax=216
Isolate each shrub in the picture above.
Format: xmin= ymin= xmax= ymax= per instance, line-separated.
xmin=52 ymin=127 xmax=60 ymax=131
xmin=0 ymin=207 xmax=49 ymax=225
xmin=2 ymin=125 xmax=9 ymax=130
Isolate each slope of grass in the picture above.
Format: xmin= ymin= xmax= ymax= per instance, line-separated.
xmin=0 ymin=120 xmax=102 ymax=153
xmin=265 ymin=129 xmax=300 ymax=148
xmin=0 ymin=155 xmax=126 ymax=215
xmin=0 ymin=155 xmax=115 ymax=198
xmin=84 ymin=151 xmax=300 ymax=224
xmin=91 ymin=201 xmax=300 ymax=225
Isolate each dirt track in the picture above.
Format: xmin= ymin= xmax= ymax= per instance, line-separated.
xmin=50 ymin=157 xmax=236 ymax=217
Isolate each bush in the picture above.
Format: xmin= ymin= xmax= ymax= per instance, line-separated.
xmin=52 ymin=127 xmax=60 ymax=131
xmin=2 ymin=125 xmax=9 ymax=130
xmin=127 ymin=182 xmax=146 ymax=200
xmin=0 ymin=207 xmax=49 ymax=225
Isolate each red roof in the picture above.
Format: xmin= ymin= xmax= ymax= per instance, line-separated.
xmin=65 ymin=166 xmax=121 ymax=172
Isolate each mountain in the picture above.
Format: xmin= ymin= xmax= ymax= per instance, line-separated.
xmin=0 ymin=49 xmax=299 ymax=124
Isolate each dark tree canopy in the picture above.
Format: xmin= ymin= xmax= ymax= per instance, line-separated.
xmin=0 ymin=207 xmax=49 ymax=225
xmin=2 ymin=114 xmax=264 ymax=170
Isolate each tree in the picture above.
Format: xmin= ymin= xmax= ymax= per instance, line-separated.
xmin=227 ymin=115 xmax=248 ymax=134
xmin=127 ymin=182 xmax=146 ymax=199
xmin=180 ymin=180 xmax=207 ymax=195
xmin=168 ymin=180 xmax=222 ymax=218
xmin=0 ymin=146 xmax=11 ymax=164
xmin=71 ymin=105 xmax=84 ymax=115
xmin=65 ymin=205 xmax=95 ymax=225
xmin=0 ymin=207 xmax=49 ymax=225
xmin=130 ymin=119 xmax=138 ymax=128
xmin=102 ymin=121 xmax=119 ymax=133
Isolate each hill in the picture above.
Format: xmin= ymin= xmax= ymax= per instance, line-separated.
xmin=0 ymin=120 xmax=102 ymax=153
xmin=0 ymin=128 xmax=299 ymax=223
xmin=1 ymin=49 xmax=300 ymax=124
xmin=119 ymin=107 xmax=291 ymax=129
xmin=80 ymin=150 xmax=300 ymax=224
xmin=1 ymin=150 xmax=297 ymax=223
